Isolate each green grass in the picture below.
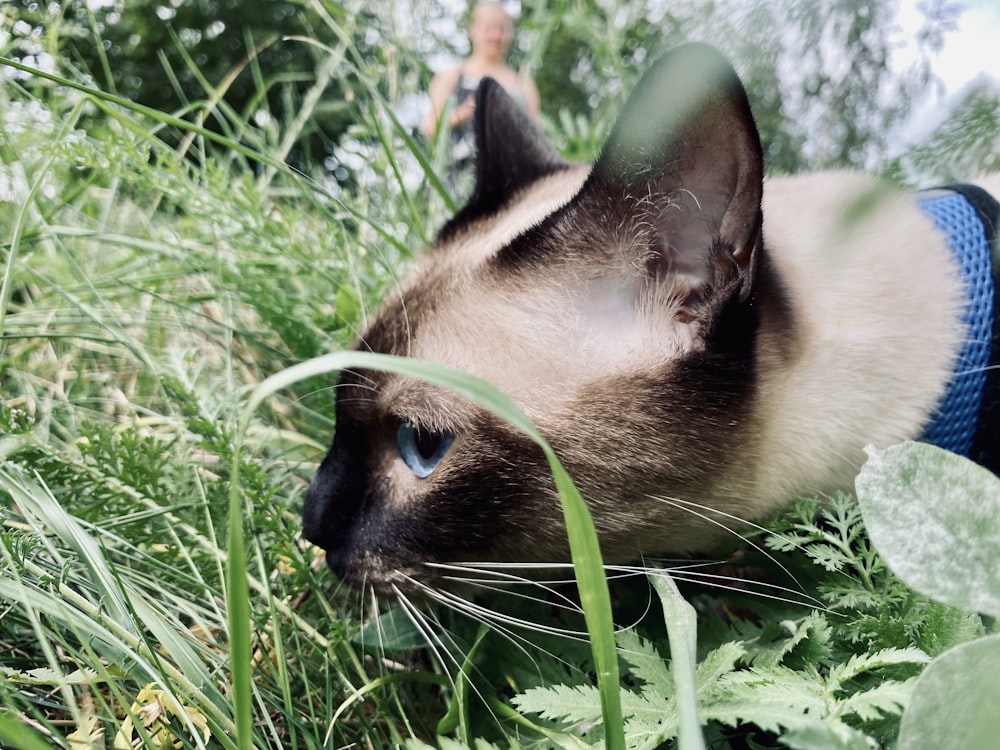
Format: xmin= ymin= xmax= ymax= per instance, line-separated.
xmin=3 ymin=5 xmax=1000 ymax=749
xmin=1 ymin=28 xmax=427 ymax=745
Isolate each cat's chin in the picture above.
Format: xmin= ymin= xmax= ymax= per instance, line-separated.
xmin=324 ymin=560 xmax=457 ymax=600
xmin=322 ymin=547 xmax=416 ymax=595
xmin=322 ymin=548 xmax=465 ymax=598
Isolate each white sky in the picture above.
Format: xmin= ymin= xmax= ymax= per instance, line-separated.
xmin=926 ymin=0 xmax=1000 ymax=92
xmin=897 ymin=0 xmax=1000 ymax=142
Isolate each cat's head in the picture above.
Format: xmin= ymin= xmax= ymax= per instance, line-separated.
xmin=303 ymin=44 xmax=774 ymax=593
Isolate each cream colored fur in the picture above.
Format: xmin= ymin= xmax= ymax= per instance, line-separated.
xmin=303 ymin=43 xmax=998 ymax=584
xmin=751 ymin=173 xmax=964 ymax=507
xmin=398 ymin=171 xmax=973 ymax=520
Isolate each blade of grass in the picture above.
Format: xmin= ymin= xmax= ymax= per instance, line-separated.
xmin=0 ymin=56 xmax=277 ymax=167
xmin=0 ymin=95 xmax=88 ymax=352
xmin=651 ymin=571 xmax=706 ymax=750
xmin=0 ymin=713 xmax=54 ymax=750
xmin=226 ymin=455 xmax=254 ymax=750
xmin=235 ymin=350 xmax=625 ymax=750
xmin=0 ymin=463 xmax=239 ymax=748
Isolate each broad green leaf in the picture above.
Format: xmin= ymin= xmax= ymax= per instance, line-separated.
xmin=780 ymin=721 xmax=877 ymax=750
xmin=898 ymin=634 xmax=1000 ymax=750
xmin=354 ymin=607 xmax=430 ymax=652
xmin=855 ymin=442 xmax=1000 ymax=617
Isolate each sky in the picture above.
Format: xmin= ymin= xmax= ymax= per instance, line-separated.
xmin=895 ymin=0 xmax=1000 ymax=142
xmin=922 ymin=0 xmax=1000 ymax=92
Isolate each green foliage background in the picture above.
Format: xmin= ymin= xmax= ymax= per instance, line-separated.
xmin=2 ymin=1 xmax=1000 ymax=748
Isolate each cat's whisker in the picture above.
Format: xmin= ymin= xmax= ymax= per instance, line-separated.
xmin=427 ymin=561 xmax=651 ymax=631
xmin=412 ymin=576 xmax=593 ymax=641
xmin=659 ymin=569 xmax=827 ymax=610
xmin=583 ymin=560 xmax=823 ymax=613
xmin=394 ymin=579 xmax=562 ymax=727
xmin=392 ymin=585 xmax=515 ymax=722
xmin=426 ymin=562 xmax=582 ymax=606
xmin=391 ymin=583 xmax=468 ymax=683
xmin=457 ymin=578 xmax=574 ymax=605
xmin=368 ymin=589 xmax=423 ymax=672
xmin=340 ymin=368 xmax=379 ymax=390
xmin=429 ymin=562 xmax=657 ymax=631
xmin=362 ymin=586 xmax=408 ymax=673
xmin=646 ymin=494 xmax=800 ymax=548
xmin=435 ymin=560 xmax=660 ymax=588
xmin=430 ymin=555 xmax=823 ymax=619
xmin=331 ymin=397 xmax=378 ymax=409
xmin=378 ymin=259 xmax=414 ymax=358
xmin=303 ymin=393 xmax=377 ymax=414
xmin=334 ymin=383 xmax=378 ymax=396
xmin=432 ymin=560 xmax=578 ymax=573
xmin=405 ymin=578 xmax=599 ymax=686
xmin=438 ymin=577 xmax=588 ymax=624
xmin=647 ymin=494 xmax=813 ymax=592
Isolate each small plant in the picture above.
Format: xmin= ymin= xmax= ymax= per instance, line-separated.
xmin=3 ymin=3 xmax=1000 ymax=748
xmin=857 ymin=442 xmax=1000 ymax=749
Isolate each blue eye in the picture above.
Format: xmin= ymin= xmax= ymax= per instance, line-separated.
xmin=397 ymin=422 xmax=455 ymax=478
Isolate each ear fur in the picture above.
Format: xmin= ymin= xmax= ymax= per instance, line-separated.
xmin=440 ymin=78 xmax=568 ymax=237
xmin=580 ymin=43 xmax=764 ymax=306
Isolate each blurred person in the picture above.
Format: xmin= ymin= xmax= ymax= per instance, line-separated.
xmin=422 ymin=2 xmax=539 ymax=177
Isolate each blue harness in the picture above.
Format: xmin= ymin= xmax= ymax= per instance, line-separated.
xmin=917 ymin=186 xmax=1000 ymax=465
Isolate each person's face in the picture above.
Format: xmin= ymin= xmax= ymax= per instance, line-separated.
xmin=469 ymin=5 xmax=513 ymax=59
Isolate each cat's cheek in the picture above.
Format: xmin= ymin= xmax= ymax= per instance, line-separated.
xmin=382 ymin=457 xmax=448 ymax=511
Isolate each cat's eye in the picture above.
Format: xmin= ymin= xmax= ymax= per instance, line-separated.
xmin=396 ymin=422 xmax=455 ymax=478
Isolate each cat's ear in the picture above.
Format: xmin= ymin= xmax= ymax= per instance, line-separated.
xmin=581 ymin=43 xmax=764 ymax=305
xmin=442 ymin=78 xmax=567 ymax=234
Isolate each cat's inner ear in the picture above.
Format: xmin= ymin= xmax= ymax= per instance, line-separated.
xmin=580 ymin=42 xmax=764 ymax=310
xmin=441 ymin=78 xmax=568 ymax=235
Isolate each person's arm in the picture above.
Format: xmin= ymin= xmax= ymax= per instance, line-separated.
xmin=521 ymin=73 xmax=540 ymax=120
xmin=421 ymin=68 xmax=463 ymax=140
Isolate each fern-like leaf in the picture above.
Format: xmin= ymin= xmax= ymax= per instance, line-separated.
xmin=512 ymin=684 xmax=603 ymax=727
xmin=836 ymin=677 xmax=918 ymax=722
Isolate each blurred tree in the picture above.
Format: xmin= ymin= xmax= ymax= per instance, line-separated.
xmin=2 ymin=0 xmax=977 ymax=177
xmin=890 ymin=78 xmax=1000 ymax=183
xmin=515 ymin=0 xmax=959 ymax=173
xmin=4 ymin=0 xmax=403 ymax=170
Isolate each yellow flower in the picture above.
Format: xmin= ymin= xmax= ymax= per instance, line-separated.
xmin=114 ymin=683 xmax=211 ymax=750
xmin=67 ymin=715 xmax=103 ymax=750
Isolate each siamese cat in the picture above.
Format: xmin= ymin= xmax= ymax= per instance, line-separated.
xmin=302 ymin=43 xmax=999 ymax=593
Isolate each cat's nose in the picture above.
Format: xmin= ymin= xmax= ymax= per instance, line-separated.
xmin=301 ymin=478 xmax=329 ymax=548
xmin=301 ymin=444 xmax=366 ymax=550
xmin=323 ymin=547 xmax=350 ymax=582
xmin=302 ymin=467 xmax=350 ymax=551
xmin=302 ymin=476 xmax=366 ymax=584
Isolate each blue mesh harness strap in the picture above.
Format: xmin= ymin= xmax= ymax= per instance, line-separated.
xmin=917 ymin=185 xmax=1000 ymax=470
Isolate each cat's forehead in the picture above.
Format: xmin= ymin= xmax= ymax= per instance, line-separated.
xmin=431 ymin=166 xmax=589 ymax=272
xmin=360 ymin=166 xmax=591 ymax=360
xmin=359 ymin=162 xmax=701 ymax=416
xmin=360 ymin=166 xmax=591 ymax=370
